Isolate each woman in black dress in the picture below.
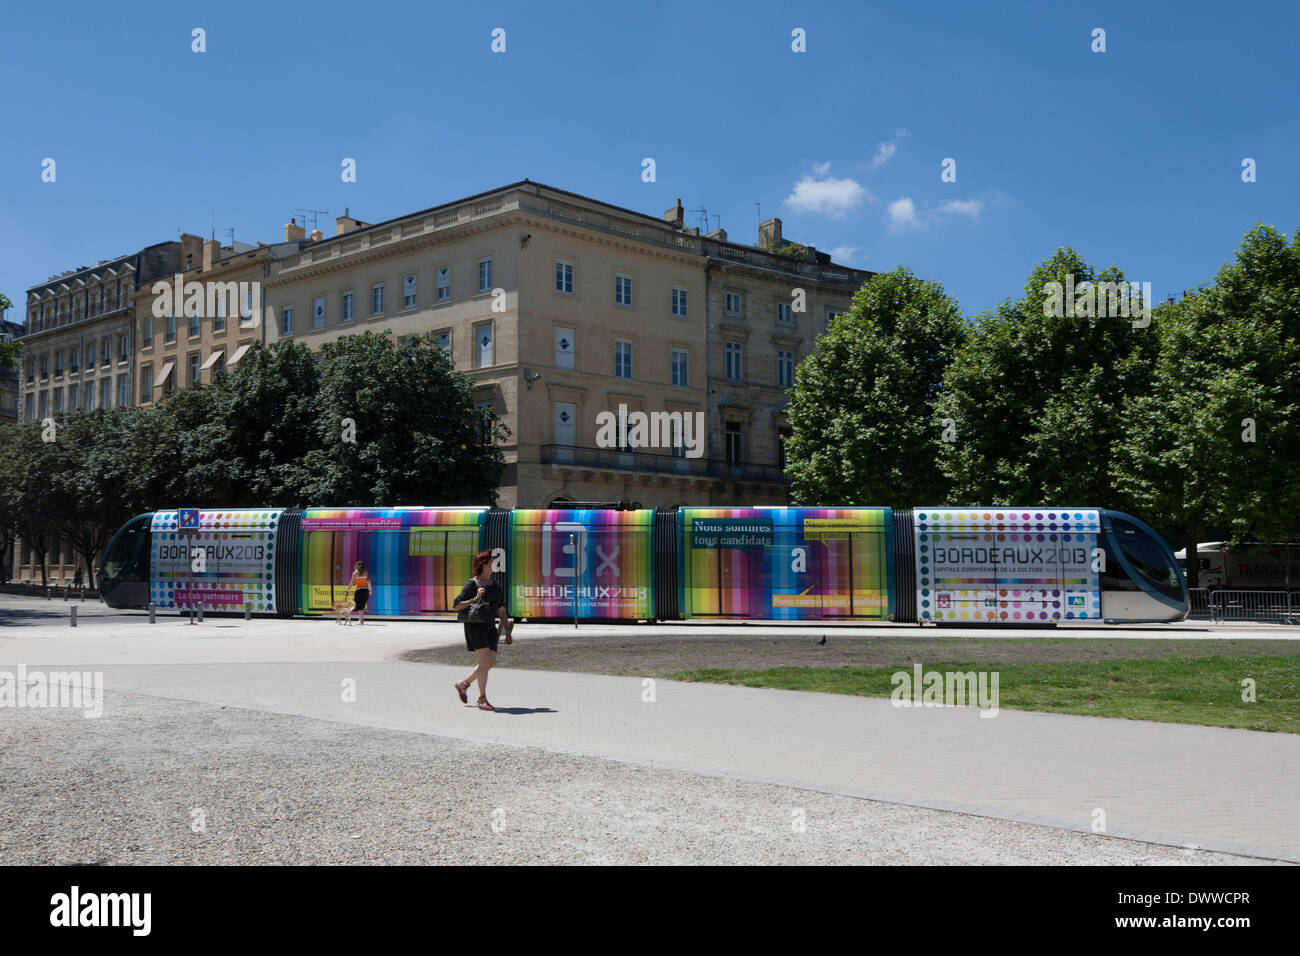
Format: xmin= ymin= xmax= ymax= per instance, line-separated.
xmin=453 ymin=550 xmax=512 ymax=711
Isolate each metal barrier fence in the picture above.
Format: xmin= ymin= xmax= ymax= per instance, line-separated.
xmin=1188 ymin=588 xmax=1211 ymax=619
xmin=1208 ymin=589 xmax=1299 ymax=624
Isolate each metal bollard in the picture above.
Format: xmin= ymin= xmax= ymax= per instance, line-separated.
xmin=244 ymin=600 xmax=251 ymax=621
xmin=197 ymin=605 xmax=204 ymax=623
xmin=148 ymin=603 xmax=156 ymax=624
xmin=70 ymin=606 xmax=77 ymax=627
xmin=46 ymin=588 xmax=51 ymax=600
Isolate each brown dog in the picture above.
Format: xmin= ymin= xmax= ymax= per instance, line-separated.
xmin=333 ymin=599 xmax=353 ymax=625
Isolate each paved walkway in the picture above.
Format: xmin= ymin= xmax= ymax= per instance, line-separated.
xmin=4 ymin=597 xmax=1298 ymax=862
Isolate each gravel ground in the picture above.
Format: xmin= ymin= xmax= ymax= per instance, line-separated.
xmin=0 ymin=692 xmax=1279 ymax=865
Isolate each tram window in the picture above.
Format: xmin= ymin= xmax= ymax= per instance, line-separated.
xmin=103 ymin=518 xmax=149 ymax=583
xmin=1108 ymin=518 xmax=1182 ymax=600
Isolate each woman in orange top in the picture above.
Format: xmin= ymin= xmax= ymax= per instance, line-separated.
xmin=346 ymin=561 xmax=373 ymax=625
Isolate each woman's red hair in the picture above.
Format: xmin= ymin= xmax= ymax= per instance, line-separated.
xmin=473 ymin=550 xmax=493 ymax=575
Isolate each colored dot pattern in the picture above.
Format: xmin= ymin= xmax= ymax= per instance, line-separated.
xmin=915 ymin=508 xmax=1101 ymax=622
xmin=150 ymin=509 xmax=280 ymax=613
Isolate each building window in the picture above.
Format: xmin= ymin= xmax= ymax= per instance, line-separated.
xmin=39 ymin=393 xmax=48 ymax=418
xmin=190 ymin=305 xmax=201 ymax=338
xmin=556 ymin=261 xmax=574 ymax=294
xmin=101 ymin=379 xmax=111 ymax=409
xmin=24 ymin=394 xmax=33 ymax=420
xmin=41 ymin=355 xmax=49 ymax=378
xmin=671 ymin=348 xmax=688 ymax=387
xmin=828 ymin=309 xmax=842 ymax=322
xmin=778 ymin=303 xmax=793 ymax=324
xmin=313 ymin=296 xmax=326 ymax=328
xmin=55 ymin=352 xmax=64 ymax=376
xmin=71 ymin=348 xmax=79 ymax=372
xmin=725 ymin=292 xmax=743 ymax=315
xmin=141 ymin=366 xmax=152 ymax=403
xmin=476 ymin=324 xmax=493 ymax=368
xmin=436 ymin=267 xmax=451 ymax=301
xmin=777 ymin=349 xmax=794 ymax=388
xmin=478 ymin=258 xmax=493 ymax=293
xmin=143 ymin=317 xmax=153 ymax=347
xmin=551 ymin=327 xmax=574 ymax=370
xmin=214 ymin=294 xmax=226 ymax=331
xmin=615 ymin=274 xmax=633 ymax=307
xmin=120 ymin=337 xmax=129 ymax=361
xmin=725 ymin=342 xmax=743 ymax=382
xmin=214 ymin=353 xmax=225 ymax=375
xmin=69 ymin=384 xmax=79 ymax=411
xmin=371 ymin=283 xmax=385 ymax=315
xmin=402 ymin=274 xmax=417 ymax=309
xmin=241 ymin=289 xmax=255 ymax=325
xmin=162 ymin=365 xmax=174 ymax=396
xmin=53 ymin=389 xmax=63 ymax=413
xmin=281 ymin=305 xmax=293 ymax=335
xmin=672 ymin=286 xmax=688 ymax=317
xmin=725 ymin=422 xmax=743 ymax=466
xmin=118 ymin=377 xmax=129 ymax=407
xmin=166 ymin=315 xmax=176 ymax=344
xmin=342 ymin=291 xmax=354 ymax=323
xmin=189 ymin=353 xmax=200 ymax=385
xmin=87 ymin=343 xmax=95 ymax=367
xmin=434 ymin=329 xmax=451 ymax=354
xmin=615 ymin=339 xmax=633 ymax=379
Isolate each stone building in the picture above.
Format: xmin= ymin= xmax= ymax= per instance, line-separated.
xmin=262 ymin=180 xmax=874 ymax=507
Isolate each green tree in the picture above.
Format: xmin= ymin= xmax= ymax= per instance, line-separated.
xmin=1112 ymin=225 xmax=1300 ymax=586
xmin=937 ymin=248 xmax=1156 ymax=507
xmin=1 ymin=420 xmax=61 ymax=586
xmin=291 ymin=331 xmax=507 ymax=505
xmin=785 ymin=266 xmax=966 ymax=504
xmin=0 ymin=290 xmax=17 ymax=372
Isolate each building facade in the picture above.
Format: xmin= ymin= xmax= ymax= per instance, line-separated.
xmin=6 ymin=181 xmax=875 ymax=582
xmin=0 ymin=315 xmax=23 ymax=424
xmin=263 ymin=181 xmax=873 ymax=508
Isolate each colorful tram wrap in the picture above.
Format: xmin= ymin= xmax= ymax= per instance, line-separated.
xmin=99 ymin=506 xmax=1189 ymax=624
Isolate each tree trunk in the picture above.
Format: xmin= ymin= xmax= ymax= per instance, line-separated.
xmin=1184 ymin=528 xmax=1200 ymax=590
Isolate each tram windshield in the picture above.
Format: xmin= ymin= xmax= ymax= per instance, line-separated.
xmin=1109 ymin=516 xmax=1185 ymax=603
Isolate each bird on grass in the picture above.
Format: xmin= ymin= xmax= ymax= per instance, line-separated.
xmin=818 ymin=635 xmax=826 ymax=646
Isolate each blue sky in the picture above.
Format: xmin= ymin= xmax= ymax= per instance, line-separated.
xmin=2 ymin=0 xmax=1296 ymax=320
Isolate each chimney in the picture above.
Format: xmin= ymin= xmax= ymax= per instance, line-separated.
xmin=664 ymin=198 xmax=684 ymax=228
xmin=284 ymin=217 xmax=306 ymax=241
xmin=202 ymin=238 xmax=220 ymax=270
xmin=759 ymin=217 xmax=782 ymax=249
xmin=335 ymin=207 xmax=369 ymax=236
xmin=309 ymin=229 xmax=323 ymax=241
xmin=706 ymin=227 xmax=727 ymax=242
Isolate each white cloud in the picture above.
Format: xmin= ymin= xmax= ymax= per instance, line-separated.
xmin=829 ymin=245 xmax=862 ymax=264
xmin=885 ymin=196 xmax=983 ymax=232
xmin=784 ymin=162 xmax=871 ymax=217
xmin=886 ymin=197 xmax=918 ymax=230
xmin=870 ymin=129 xmax=910 ymax=169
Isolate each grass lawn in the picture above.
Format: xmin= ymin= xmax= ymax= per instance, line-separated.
xmin=671 ymin=655 xmax=1300 ymax=733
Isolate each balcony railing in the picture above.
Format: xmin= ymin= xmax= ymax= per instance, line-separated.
xmin=540 ymin=444 xmax=789 ymax=484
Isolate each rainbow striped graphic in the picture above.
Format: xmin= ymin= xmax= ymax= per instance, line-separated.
xmin=298 ymin=508 xmax=486 ymax=616
xmin=679 ymin=507 xmax=892 ymax=620
xmin=509 ymin=509 xmax=654 ymax=619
